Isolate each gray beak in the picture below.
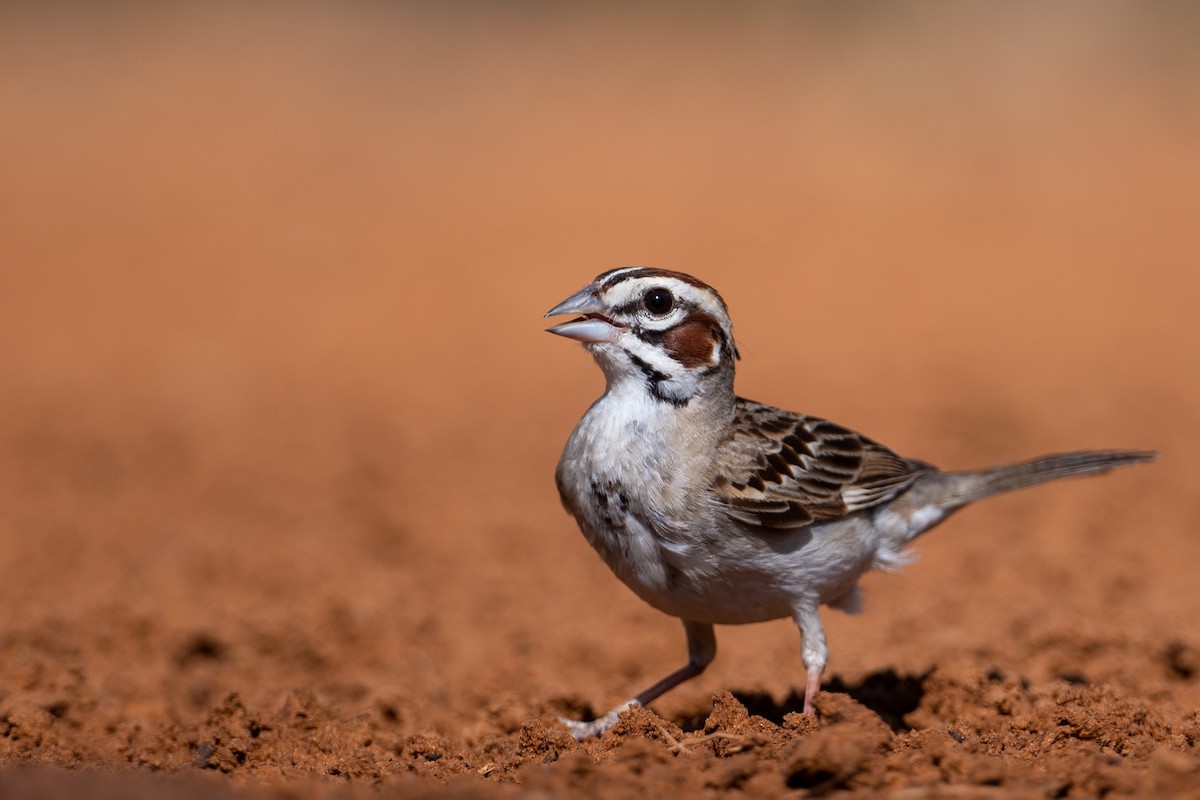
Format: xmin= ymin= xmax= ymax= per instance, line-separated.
xmin=544 ymin=284 xmax=624 ymax=343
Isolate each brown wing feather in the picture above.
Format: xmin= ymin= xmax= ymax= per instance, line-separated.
xmin=712 ymin=398 xmax=931 ymax=529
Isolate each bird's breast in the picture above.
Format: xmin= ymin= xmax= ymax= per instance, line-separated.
xmin=556 ymin=391 xmax=714 ymax=602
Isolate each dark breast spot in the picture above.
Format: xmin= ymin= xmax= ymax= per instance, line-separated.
xmin=591 ymin=479 xmax=630 ymax=529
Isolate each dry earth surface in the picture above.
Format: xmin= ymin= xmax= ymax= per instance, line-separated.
xmin=1 ymin=3 xmax=1199 ymax=798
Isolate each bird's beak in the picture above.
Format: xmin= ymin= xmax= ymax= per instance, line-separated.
xmin=544 ymin=284 xmax=625 ymax=343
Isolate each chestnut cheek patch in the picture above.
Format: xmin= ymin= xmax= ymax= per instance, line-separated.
xmin=663 ymin=314 xmax=720 ymax=369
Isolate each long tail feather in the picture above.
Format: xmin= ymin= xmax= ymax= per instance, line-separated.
xmin=945 ymin=449 xmax=1156 ymax=507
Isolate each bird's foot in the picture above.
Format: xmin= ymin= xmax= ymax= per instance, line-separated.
xmin=558 ymin=701 xmax=638 ymax=740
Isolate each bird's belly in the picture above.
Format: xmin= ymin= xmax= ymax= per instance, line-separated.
xmin=637 ymin=576 xmax=795 ymax=625
xmin=590 ymin=515 xmax=885 ymax=626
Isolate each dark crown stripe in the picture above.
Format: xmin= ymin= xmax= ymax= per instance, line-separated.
xmin=596 ymin=267 xmax=728 ymax=310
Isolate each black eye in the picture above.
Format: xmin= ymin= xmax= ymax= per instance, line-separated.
xmin=642 ymin=287 xmax=674 ymax=316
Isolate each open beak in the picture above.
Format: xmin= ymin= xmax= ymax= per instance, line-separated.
xmin=544 ymin=284 xmax=625 ymax=343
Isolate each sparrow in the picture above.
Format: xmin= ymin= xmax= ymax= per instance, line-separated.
xmin=545 ymin=267 xmax=1154 ymax=739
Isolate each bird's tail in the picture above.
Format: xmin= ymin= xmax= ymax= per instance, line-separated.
xmin=940 ymin=449 xmax=1156 ymax=508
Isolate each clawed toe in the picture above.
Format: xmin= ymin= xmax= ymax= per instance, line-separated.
xmin=557 ymin=703 xmax=634 ymax=740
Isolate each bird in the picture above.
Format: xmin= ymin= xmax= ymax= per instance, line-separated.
xmin=544 ymin=267 xmax=1154 ymax=739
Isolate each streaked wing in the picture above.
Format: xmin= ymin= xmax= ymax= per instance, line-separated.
xmin=712 ymin=398 xmax=931 ymax=529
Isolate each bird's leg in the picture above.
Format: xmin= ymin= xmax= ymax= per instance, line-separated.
xmin=560 ymin=620 xmax=716 ymax=740
xmin=794 ymin=607 xmax=827 ymax=715
xmin=633 ymin=619 xmax=717 ymax=706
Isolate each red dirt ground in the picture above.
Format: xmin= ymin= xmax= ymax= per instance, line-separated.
xmin=1 ymin=4 xmax=1198 ymax=798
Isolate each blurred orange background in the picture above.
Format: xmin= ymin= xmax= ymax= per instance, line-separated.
xmin=0 ymin=1 xmax=1197 ymax=784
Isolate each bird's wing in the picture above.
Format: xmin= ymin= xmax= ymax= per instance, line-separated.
xmin=711 ymin=398 xmax=932 ymax=529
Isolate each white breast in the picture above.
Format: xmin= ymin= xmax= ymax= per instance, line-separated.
xmin=556 ymin=381 xmax=903 ymax=625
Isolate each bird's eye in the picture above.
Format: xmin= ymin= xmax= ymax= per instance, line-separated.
xmin=642 ymin=287 xmax=675 ymax=316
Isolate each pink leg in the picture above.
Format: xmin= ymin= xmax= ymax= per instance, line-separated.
xmin=562 ymin=620 xmax=716 ymax=739
xmin=795 ymin=607 xmax=827 ymax=716
xmin=803 ymin=665 xmax=822 ymax=715
xmin=633 ymin=619 xmax=717 ymax=706
xmin=633 ymin=618 xmax=715 ymax=705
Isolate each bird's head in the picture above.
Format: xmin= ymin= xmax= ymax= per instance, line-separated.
xmin=545 ymin=267 xmax=739 ymax=407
